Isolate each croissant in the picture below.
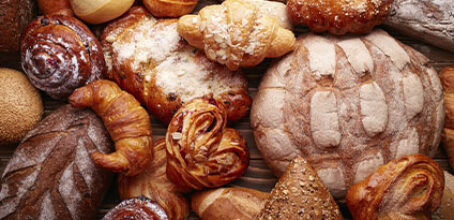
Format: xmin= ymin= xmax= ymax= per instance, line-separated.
xmin=143 ymin=0 xmax=198 ymax=17
xmin=177 ymin=0 xmax=295 ymax=70
xmin=166 ymin=98 xmax=249 ymax=192
xmin=69 ymin=80 xmax=153 ymax=176
xmin=21 ymin=15 xmax=106 ymax=100
xmin=102 ymin=197 xmax=169 ymax=220
xmin=118 ymin=139 xmax=190 ymax=220
xmin=439 ymin=66 xmax=454 ymax=170
xmin=346 ymin=154 xmax=444 ymax=220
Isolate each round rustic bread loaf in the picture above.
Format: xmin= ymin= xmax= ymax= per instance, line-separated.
xmin=251 ymin=29 xmax=444 ymax=198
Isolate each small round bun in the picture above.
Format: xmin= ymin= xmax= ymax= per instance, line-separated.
xmin=70 ymin=0 xmax=135 ymax=24
xmin=0 ymin=68 xmax=43 ymax=146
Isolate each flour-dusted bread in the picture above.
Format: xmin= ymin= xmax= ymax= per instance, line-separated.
xmin=0 ymin=105 xmax=113 ymax=219
xmin=251 ymin=29 xmax=444 ymax=198
xmin=102 ymin=6 xmax=251 ymax=124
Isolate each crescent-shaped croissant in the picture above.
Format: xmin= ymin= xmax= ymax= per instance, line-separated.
xmin=165 ymin=98 xmax=249 ymax=192
xmin=177 ymin=0 xmax=295 ymax=70
xmin=69 ymin=80 xmax=153 ymax=176
xmin=346 ymin=154 xmax=444 ymax=220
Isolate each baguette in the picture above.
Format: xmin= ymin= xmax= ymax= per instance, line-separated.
xmin=191 ymin=187 xmax=269 ymax=220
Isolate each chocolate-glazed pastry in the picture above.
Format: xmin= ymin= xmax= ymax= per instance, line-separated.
xmin=21 ymin=15 xmax=106 ymax=100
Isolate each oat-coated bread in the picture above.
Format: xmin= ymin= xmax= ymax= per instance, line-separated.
xmin=251 ymin=29 xmax=444 ymax=199
xmin=101 ymin=6 xmax=251 ymax=124
xmin=0 ymin=105 xmax=113 ymax=219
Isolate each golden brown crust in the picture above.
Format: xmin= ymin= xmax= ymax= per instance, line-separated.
xmin=165 ymin=98 xmax=249 ymax=192
xmin=143 ymin=0 xmax=198 ymax=17
xmin=440 ymin=66 xmax=454 ymax=170
xmin=38 ymin=0 xmax=73 ymax=16
xmin=101 ymin=6 xmax=251 ymax=124
xmin=103 ymin=197 xmax=169 ymax=220
xmin=118 ymin=139 xmax=190 ymax=220
xmin=177 ymin=0 xmax=295 ymax=70
xmin=191 ymin=187 xmax=269 ymax=220
xmin=69 ymin=80 xmax=153 ymax=176
xmin=287 ymin=0 xmax=393 ymax=35
xmin=21 ymin=15 xmax=107 ymax=100
xmin=346 ymin=154 xmax=444 ymax=220
xmin=69 ymin=0 xmax=135 ymax=24
xmin=258 ymin=157 xmax=342 ymax=220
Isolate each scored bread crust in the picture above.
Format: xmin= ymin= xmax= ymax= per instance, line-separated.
xmin=101 ymin=6 xmax=251 ymax=124
xmin=251 ymin=29 xmax=444 ymax=199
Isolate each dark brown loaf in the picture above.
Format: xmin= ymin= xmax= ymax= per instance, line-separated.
xmin=0 ymin=105 xmax=113 ymax=220
xmin=0 ymin=0 xmax=35 ymax=54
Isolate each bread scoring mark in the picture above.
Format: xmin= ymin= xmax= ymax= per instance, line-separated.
xmin=360 ymin=82 xmax=388 ymax=136
xmin=354 ymin=152 xmax=384 ymax=183
xmin=337 ymin=37 xmax=374 ymax=75
xmin=426 ymin=67 xmax=443 ymax=100
xmin=364 ymin=30 xmax=410 ymax=70
xmin=198 ymin=188 xmax=225 ymax=216
xmin=431 ymin=100 xmax=445 ymax=156
xmin=395 ymin=127 xmax=419 ymax=158
xmin=39 ymin=191 xmax=56 ymax=220
xmin=403 ymin=73 xmax=424 ymax=120
xmin=58 ymin=162 xmax=82 ymax=220
xmin=310 ymin=90 xmax=341 ymax=148
xmin=316 ymin=167 xmax=346 ymax=198
xmin=303 ymin=34 xmax=336 ymax=80
xmin=75 ymin=141 xmax=95 ymax=192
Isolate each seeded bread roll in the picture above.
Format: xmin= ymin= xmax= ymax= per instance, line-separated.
xmin=0 ymin=68 xmax=42 ymax=146
xmin=251 ymin=29 xmax=444 ymax=199
xmin=101 ymin=6 xmax=251 ymax=124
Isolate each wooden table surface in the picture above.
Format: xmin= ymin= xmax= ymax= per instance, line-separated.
xmin=1 ymin=25 xmax=454 ymax=219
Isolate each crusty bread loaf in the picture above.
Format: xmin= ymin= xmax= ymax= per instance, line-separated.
xmin=258 ymin=157 xmax=342 ymax=220
xmin=191 ymin=187 xmax=269 ymax=220
xmin=251 ymin=29 xmax=444 ymax=199
xmin=0 ymin=105 xmax=113 ymax=219
xmin=385 ymin=0 xmax=454 ymax=52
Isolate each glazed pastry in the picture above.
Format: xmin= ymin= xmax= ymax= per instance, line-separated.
xmin=143 ymin=0 xmax=198 ymax=17
xmin=287 ymin=0 xmax=393 ymax=35
xmin=0 ymin=0 xmax=35 ymax=54
xmin=191 ymin=187 xmax=269 ymax=220
xmin=101 ymin=6 xmax=251 ymax=124
xmin=0 ymin=105 xmax=113 ymax=220
xmin=439 ymin=67 xmax=454 ymax=169
xmin=21 ymin=15 xmax=106 ymax=100
xmin=69 ymin=0 xmax=134 ymax=24
xmin=103 ymin=197 xmax=169 ymax=220
xmin=38 ymin=0 xmax=73 ymax=16
xmin=258 ymin=157 xmax=342 ymax=220
xmin=251 ymin=29 xmax=444 ymax=198
xmin=166 ymin=98 xmax=249 ymax=192
xmin=69 ymin=80 xmax=153 ymax=176
xmin=118 ymin=139 xmax=190 ymax=220
xmin=0 ymin=68 xmax=42 ymax=146
xmin=346 ymin=154 xmax=444 ymax=220
xmin=178 ymin=0 xmax=295 ymax=70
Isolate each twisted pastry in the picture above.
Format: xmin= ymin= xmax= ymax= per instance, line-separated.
xmin=178 ymin=0 xmax=295 ymax=70
xmin=439 ymin=66 xmax=454 ymax=170
xmin=118 ymin=139 xmax=190 ymax=220
xmin=346 ymin=154 xmax=444 ymax=220
xmin=103 ymin=197 xmax=169 ymax=220
xmin=69 ymin=80 xmax=153 ymax=176
xmin=287 ymin=0 xmax=393 ymax=35
xmin=166 ymin=98 xmax=249 ymax=192
xmin=21 ymin=15 xmax=106 ymax=100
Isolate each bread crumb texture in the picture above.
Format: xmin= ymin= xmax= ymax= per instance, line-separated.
xmin=0 ymin=68 xmax=42 ymax=145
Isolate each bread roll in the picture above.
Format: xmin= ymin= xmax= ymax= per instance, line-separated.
xmin=101 ymin=6 xmax=251 ymax=124
xmin=21 ymin=15 xmax=107 ymax=100
xmin=0 ymin=105 xmax=113 ymax=219
xmin=143 ymin=0 xmax=198 ymax=17
xmin=258 ymin=157 xmax=342 ymax=220
xmin=103 ymin=197 xmax=169 ymax=220
xmin=433 ymin=171 xmax=454 ymax=220
xmin=251 ymin=29 xmax=444 ymax=198
xmin=38 ymin=0 xmax=73 ymax=16
xmin=70 ymin=0 xmax=134 ymax=24
xmin=0 ymin=0 xmax=35 ymax=64
xmin=69 ymin=80 xmax=153 ymax=176
xmin=191 ymin=187 xmax=269 ymax=220
xmin=0 ymin=68 xmax=42 ymax=146
xmin=346 ymin=154 xmax=444 ymax=220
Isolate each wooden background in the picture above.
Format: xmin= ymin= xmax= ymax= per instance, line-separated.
xmin=1 ymin=12 xmax=454 ymax=220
